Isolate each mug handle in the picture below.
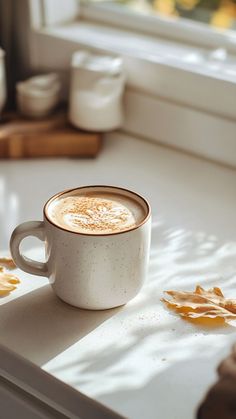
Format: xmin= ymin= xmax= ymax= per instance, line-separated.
xmin=10 ymin=221 xmax=48 ymax=277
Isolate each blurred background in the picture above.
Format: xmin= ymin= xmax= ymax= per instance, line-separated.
xmin=0 ymin=0 xmax=236 ymax=164
xmin=1 ymin=0 xmax=236 ymax=101
xmin=116 ymin=0 xmax=236 ymax=29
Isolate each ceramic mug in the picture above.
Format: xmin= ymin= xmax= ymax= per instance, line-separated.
xmin=10 ymin=186 xmax=151 ymax=310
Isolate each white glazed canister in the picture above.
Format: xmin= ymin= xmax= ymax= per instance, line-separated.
xmin=69 ymin=51 xmax=125 ymax=131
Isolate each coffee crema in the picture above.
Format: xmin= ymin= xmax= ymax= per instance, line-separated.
xmin=47 ymin=190 xmax=146 ymax=234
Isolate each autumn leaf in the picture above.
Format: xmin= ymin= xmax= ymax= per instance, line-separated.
xmin=0 ymin=257 xmax=16 ymax=270
xmin=0 ymin=271 xmax=20 ymax=296
xmin=161 ymin=286 xmax=236 ymax=323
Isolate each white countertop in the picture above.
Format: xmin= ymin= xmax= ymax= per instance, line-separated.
xmin=1 ymin=133 xmax=236 ymax=419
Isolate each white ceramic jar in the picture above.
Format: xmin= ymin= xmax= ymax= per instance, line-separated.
xmin=69 ymin=51 xmax=125 ymax=131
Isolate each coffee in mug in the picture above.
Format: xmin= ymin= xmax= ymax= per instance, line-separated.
xmin=10 ymin=186 xmax=151 ymax=310
xmin=47 ymin=189 xmax=146 ymax=234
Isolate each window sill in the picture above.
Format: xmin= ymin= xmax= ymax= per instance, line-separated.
xmin=80 ymin=2 xmax=236 ymax=54
xmin=38 ymin=21 xmax=236 ymax=119
xmin=30 ymin=20 xmax=236 ymax=167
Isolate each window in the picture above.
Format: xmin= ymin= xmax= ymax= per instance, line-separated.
xmin=81 ymin=0 xmax=236 ymax=50
xmin=104 ymin=0 xmax=236 ymax=32
xmin=26 ymin=0 xmax=236 ymax=167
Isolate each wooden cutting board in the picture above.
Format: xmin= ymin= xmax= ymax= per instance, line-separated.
xmin=0 ymin=112 xmax=102 ymax=158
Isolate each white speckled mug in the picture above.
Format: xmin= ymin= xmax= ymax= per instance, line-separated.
xmin=10 ymin=186 xmax=151 ymax=310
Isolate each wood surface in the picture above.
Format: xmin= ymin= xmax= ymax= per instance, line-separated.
xmin=0 ymin=112 xmax=102 ymax=158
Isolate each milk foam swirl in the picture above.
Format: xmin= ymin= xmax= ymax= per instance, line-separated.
xmin=48 ymin=192 xmax=145 ymax=234
xmin=61 ymin=196 xmax=135 ymax=233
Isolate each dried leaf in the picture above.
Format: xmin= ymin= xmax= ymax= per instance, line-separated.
xmin=0 ymin=272 xmax=20 ymax=296
xmin=161 ymin=286 xmax=236 ymax=323
xmin=0 ymin=257 xmax=16 ymax=270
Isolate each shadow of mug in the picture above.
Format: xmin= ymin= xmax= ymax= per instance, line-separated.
xmin=0 ymin=284 xmax=121 ymax=366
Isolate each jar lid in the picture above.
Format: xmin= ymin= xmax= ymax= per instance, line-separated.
xmin=72 ymin=51 xmax=123 ymax=75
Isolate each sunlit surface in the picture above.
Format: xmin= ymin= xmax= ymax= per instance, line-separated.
xmin=114 ymin=0 xmax=236 ymax=31
xmin=43 ymin=218 xmax=236 ymax=419
xmin=0 ymin=133 xmax=236 ymax=419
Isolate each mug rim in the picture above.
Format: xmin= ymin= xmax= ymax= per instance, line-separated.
xmin=43 ymin=185 xmax=151 ymax=236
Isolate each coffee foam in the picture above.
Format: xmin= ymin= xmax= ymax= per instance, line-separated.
xmin=47 ymin=190 xmax=146 ymax=234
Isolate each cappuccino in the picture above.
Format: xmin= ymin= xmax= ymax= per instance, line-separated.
xmin=46 ymin=187 xmax=147 ymax=235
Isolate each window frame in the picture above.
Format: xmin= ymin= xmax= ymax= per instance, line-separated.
xmin=80 ymin=1 xmax=236 ymax=53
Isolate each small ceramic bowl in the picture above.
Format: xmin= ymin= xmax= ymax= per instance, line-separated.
xmin=16 ymin=73 xmax=61 ymax=119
